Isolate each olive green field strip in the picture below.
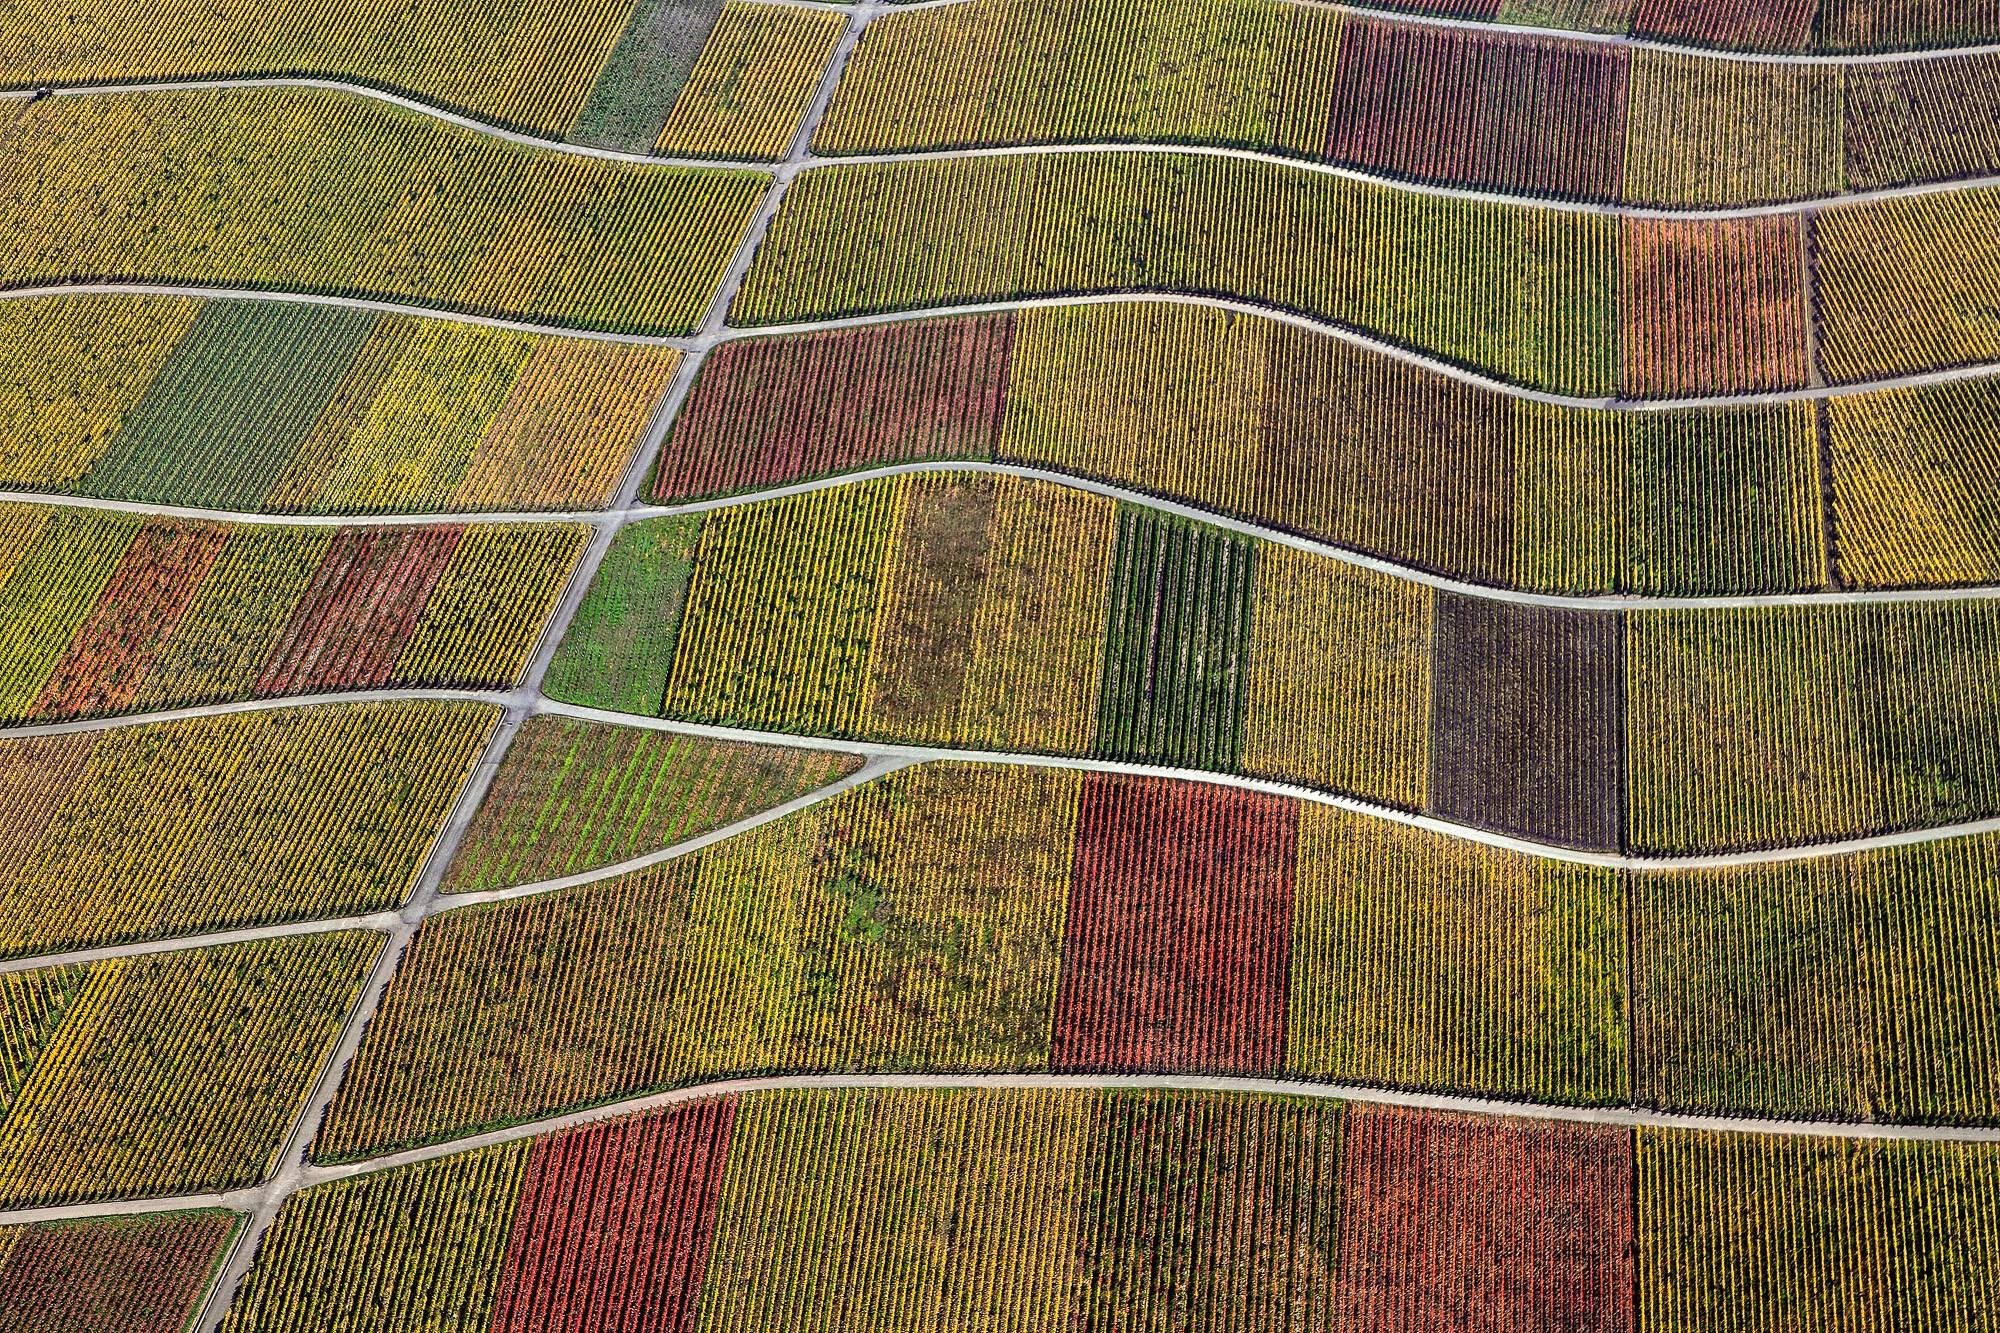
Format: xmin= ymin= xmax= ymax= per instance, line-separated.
xmin=546 ymin=473 xmax=2000 ymax=855
xmin=0 ymin=503 xmax=589 ymax=725
xmin=0 ymin=86 xmax=769 ymax=336
xmin=819 ymin=0 xmax=2000 ymax=208
xmin=0 ymin=0 xmax=852 ymax=157
xmin=211 ymin=1091 xmax=2000 ymax=1333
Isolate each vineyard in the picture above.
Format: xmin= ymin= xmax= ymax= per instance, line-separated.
xmin=0 ymin=88 xmax=767 ymax=335
xmin=238 ymin=1089 xmax=2000 ymax=1330
xmin=444 ymin=714 xmax=862 ymax=892
xmin=0 ymin=1210 xmax=241 ymax=1333
xmin=558 ymin=477 xmax=2000 ymax=852
xmin=0 ymin=296 xmax=683 ymax=512
xmin=0 ymin=507 xmax=586 ymax=721
xmin=296 ymin=760 xmax=2000 ymax=1158
xmin=0 ymin=700 xmax=493 ymax=959
xmin=653 ymin=2 xmax=846 ymax=160
xmin=820 ymin=0 xmax=1997 ymax=202
xmin=0 ymin=933 xmax=378 ymax=1206
xmin=738 ymin=154 xmax=2000 ymax=396
xmin=3 ymin=0 xmax=1997 ymax=1323
xmin=659 ymin=306 xmax=1981 ymax=595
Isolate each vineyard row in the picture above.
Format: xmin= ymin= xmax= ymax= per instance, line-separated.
xmin=0 ymin=504 xmax=588 ymax=725
xmin=0 ymin=87 xmax=768 ymax=337
xmin=0 ymin=295 xmax=684 ymax=515
xmin=823 ymin=0 xmax=2000 ymax=206
xmin=660 ymin=305 xmax=2000 ymax=593
xmin=550 ymin=474 xmax=2000 ymax=854
xmin=735 ymin=150 xmax=2000 ymax=393
xmin=316 ymin=759 xmax=2000 ymax=1159
xmin=0 ymin=0 xmax=844 ymax=158
xmin=234 ymin=1088 xmax=2000 ymax=1333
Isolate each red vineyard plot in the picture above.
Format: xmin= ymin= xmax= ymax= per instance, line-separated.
xmin=253 ymin=525 xmax=462 ymax=696
xmin=1632 ymin=0 xmax=1818 ymax=50
xmin=32 ymin=520 xmax=228 ymax=720
xmin=1324 ymin=19 xmax=1629 ymax=203
xmin=656 ymin=316 xmax=1014 ymax=501
xmin=492 ymin=1097 xmax=737 ymax=1333
xmin=1620 ymin=216 xmax=1815 ymax=398
xmin=1335 ymin=1105 xmax=1636 ymax=1333
xmin=1052 ymin=774 xmax=1297 ymax=1076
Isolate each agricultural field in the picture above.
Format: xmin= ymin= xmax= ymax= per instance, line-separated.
xmin=824 ymin=0 xmax=1999 ymax=202
xmin=444 ymin=714 xmax=863 ymax=892
xmin=235 ymin=1090 xmax=2000 ymax=1330
xmin=305 ymin=761 xmax=2000 ymax=1158
xmin=0 ymin=1210 xmax=241 ymax=1333
xmin=0 ymin=507 xmax=586 ymax=721
xmin=0 ymin=933 xmax=378 ymax=1206
xmin=0 ymin=296 xmax=683 ymax=513
xmin=0 ymin=0 xmax=845 ymax=153
xmin=0 ymin=700 xmax=494 ymax=958
xmin=0 ymin=87 xmax=767 ymax=335
xmin=555 ymin=476 xmax=2000 ymax=852
xmin=5 ymin=0 xmax=1998 ymax=1324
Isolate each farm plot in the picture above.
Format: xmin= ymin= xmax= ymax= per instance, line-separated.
xmin=0 ymin=508 xmax=586 ymax=721
xmin=1621 ymin=52 xmax=1842 ymax=205
xmin=0 ymin=297 xmax=682 ymax=510
xmin=1428 ymin=596 xmax=1624 ymax=849
xmin=1640 ymin=1131 xmax=2000 ymax=1326
xmin=653 ymin=2 xmax=845 ymax=160
xmin=0 ymin=700 xmax=493 ymax=959
xmin=817 ymin=0 xmax=1341 ymax=158
xmin=1632 ymin=833 xmax=2000 ymax=1123
xmin=0 ymin=933 xmax=378 ymax=1207
xmin=633 ymin=474 xmax=1114 ymax=753
xmin=1813 ymin=186 xmax=2000 ymax=382
xmin=317 ymin=763 xmax=1080 ymax=1159
xmin=1052 ymin=777 xmax=1297 ymax=1076
xmin=1844 ymin=54 xmax=2000 ymax=191
xmin=1337 ymin=1105 xmax=1633 ymax=1333
xmin=1288 ymin=806 xmax=1626 ymax=1105
xmin=671 ymin=304 xmax=1855 ymax=596
xmin=0 ymin=1210 xmax=241 ymax=1333
xmin=731 ymin=153 xmax=1623 ymax=396
xmin=1323 ymin=17 xmax=1629 ymax=201
xmin=655 ymin=316 xmax=1015 ymax=500
xmin=0 ymin=88 xmax=766 ymax=335
xmin=1619 ymin=216 xmax=1814 ymax=397
xmin=1626 ymin=601 xmax=2000 ymax=852
xmin=1825 ymin=377 xmax=2000 ymax=587
xmin=0 ymin=0 xmax=639 ymax=135
xmin=445 ymin=714 xmax=862 ymax=893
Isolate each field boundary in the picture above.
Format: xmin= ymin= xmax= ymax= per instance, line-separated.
xmin=4 ymin=458 xmax=1998 ymax=611
xmin=7 ymin=1066 xmax=2000 ymax=1234
xmin=8 ymin=81 xmax=2000 ymax=217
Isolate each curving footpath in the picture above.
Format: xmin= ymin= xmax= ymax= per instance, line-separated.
xmin=7 ymin=1066 xmax=2000 ymax=1235
xmin=12 ymin=285 xmax=2000 ymax=416
xmin=9 ymin=72 xmax=2000 ymax=219
xmin=5 ymin=452 xmax=2000 ymax=612
xmin=3 ymin=685 xmax=1999 ymax=898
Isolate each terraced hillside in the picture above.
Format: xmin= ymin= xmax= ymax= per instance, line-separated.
xmin=3 ymin=2 xmax=1998 ymax=1331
